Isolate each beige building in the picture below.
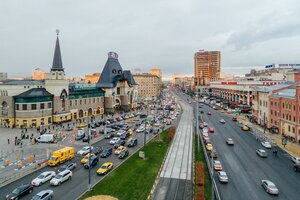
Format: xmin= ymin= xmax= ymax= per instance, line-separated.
xmin=149 ymin=68 xmax=162 ymax=79
xmin=133 ymin=73 xmax=161 ymax=98
xmin=85 ymin=73 xmax=100 ymax=83
xmin=32 ymin=68 xmax=46 ymax=80
xmin=0 ymin=72 xmax=7 ymax=81
xmin=194 ymin=50 xmax=221 ymax=86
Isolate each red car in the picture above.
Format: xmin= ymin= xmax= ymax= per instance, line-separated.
xmin=209 ymin=128 xmax=215 ymax=133
xmin=232 ymin=117 xmax=237 ymax=121
xmin=208 ymin=112 xmax=212 ymax=115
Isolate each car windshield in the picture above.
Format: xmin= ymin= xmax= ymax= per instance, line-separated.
xmin=268 ymin=183 xmax=277 ymax=189
xmin=101 ymin=165 xmax=108 ymax=169
xmin=54 ymin=174 xmax=62 ymax=179
xmin=31 ymin=194 xmax=42 ymax=200
xmin=49 ymin=156 xmax=57 ymax=161
xmin=12 ymin=187 xmax=22 ymax=194
xmin=37 ymin=174 xmax=45 ymax=179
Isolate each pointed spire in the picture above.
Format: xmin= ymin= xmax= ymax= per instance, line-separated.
xmin=51 ymin=29 xmax=64 ymax=72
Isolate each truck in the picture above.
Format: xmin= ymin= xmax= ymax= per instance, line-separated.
xmin=48 ymin=147 xmax=75 ymax=167
xmin=36 ymin=134 xmax=56 ymax=143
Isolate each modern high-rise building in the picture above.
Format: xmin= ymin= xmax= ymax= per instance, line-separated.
xmin=149 ymin=67 xmax=162 ymax=79
xmin=194 ymin=50 xmax=221 ymax=86
xmin=133 ymin=73 xmax=161 ymax=98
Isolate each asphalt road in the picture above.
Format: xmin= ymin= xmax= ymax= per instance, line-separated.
xmin=198 ymin=102 xmax=300 ymax=200
xmin=0 ymin=114 xmax=177 ymax=200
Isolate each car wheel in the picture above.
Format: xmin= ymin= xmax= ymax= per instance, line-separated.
xmin=58 ymin=181 xmax=61 ymax=185
xmin=49 ymin=195 xmax=52 ymax=200
xmin=69 ymin=176 xmax=72 ymax=180
xmin=39 ymin=182 xmax=42 ymax=186
xmin=15 ymin=198 xmax=18 ymax=200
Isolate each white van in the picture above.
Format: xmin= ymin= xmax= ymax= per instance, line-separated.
xmin=36 ymin=134 xmax=56 ymax=143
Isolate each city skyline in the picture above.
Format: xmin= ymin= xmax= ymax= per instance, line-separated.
xmin=1 ymin=0 xmax=300 ymax=78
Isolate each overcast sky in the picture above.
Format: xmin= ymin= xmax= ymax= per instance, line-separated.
xmin=1 ymin=0 xmax=300 ymax=79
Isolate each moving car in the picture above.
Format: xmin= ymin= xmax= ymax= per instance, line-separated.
xmin=110 ymin=137 xmax=120 ymax=145
xmin=294 ymin=163 xmax=300 ymax=172
xmin=30 ymin=189 xmax=53 ymax=200
xmin=213 ymin=160 xmax=223 ymax=171
xmin=97 ymin=162 xmax=113 ymax=175
xmin=207 ymin=112 xmax=212 ymax=115
xmin=118 ymin=150 xmax=129 ymax=159
xmin=32 ymin=171 xmax=56 ymax=186
xmin=209 ymin=150 xmax=218 ymax=158
xmin=104 ymin=133 xmax=114 ymax=139
xmin=81 ymin=153 xmax=95 ymax=164
xmin=226 ymin=138 xmax=234 ymax=145
xmin=219 ymin=119 xmax=225 ymax=124
xmin=6 ymin=184 xmax=33 ymax=200
xmin=77 ymin=146 xmax=93 ymax=156
xmin=58 ymin=162 xmax=76 ymax=172
xmin=127 ymin=138 xmax=138 ymax=147
xmin=209 ymin=128 xmax=215 ymax=133
xmin=206 ymin=143 xmax=213 ymax=151
xmin=116 ymin=130 xmax=127 ymax=137
xmin=261 ymin=141 xmax=272 ymax=149
xmin=291 ymin=156 xmax=300 ymax=164
xmin=261 ymin=180 xmax=279 ymax=195
xmin=114 ymin=146 xmax=126 ymax=155
xmin=84 ymin=155 xmax=99 ymax=169
xmin=92 ymin=147 xmax=103 ymax=155
xmin=217 ymin=171 xmax=228 ymax=183
xmin=120 ymin=132 xmax=130 ymax=140
xmin=256 ymin=149 xmax=268 ymax=158
xmin=242 ymin=126 xmax=250 ymax=131
xmin=100 ymin=146 xmax=113 ymax=158
xmin=204 ymin=138 xmax=211 ymax=145
xmin=50 ymin=170 xmax=72 ymax=186
xmin=48 ymin=147 xmax=75 ymax=167
xmin=114 ymin=140 xmax=126 ymax=149
xmin=232 ymin=117 xmax=237 ymax=121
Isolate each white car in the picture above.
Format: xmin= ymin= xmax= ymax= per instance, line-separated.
xmin=136 ymin=127 xmax=145 ymax=133
xmin=110 ymin=137 xmax=120 ymax=145
xmin=32 ymin=171 xmax=56 ymax=186
xmin=116 ymin=130 xmax=126 ymax=137
xmin=50 ymin=170 xmax=72 ymax=186
xmin=220 ymin=119 xmax=225 ymax=124
xmin=261 ymin=180 xmax=279 ymax=195
xmin=217 ymin=171 xmax=228 ymax=183
xmin=77 ymin=146 xmax=93 ymax=156
xmin=203 ymin=122 xmax=208 ymax=127
xmin=154 ymin=122 xmax=160 ymax=127
xmin=31 ymin=189 xmax=53 ymax=200
xmin=202 ymin=131 xmax=208 ymax=137
xmin=261 ymin=141 xmax=272 ymax=149
xmin=291 ymin=156 xmax=300 ymax=164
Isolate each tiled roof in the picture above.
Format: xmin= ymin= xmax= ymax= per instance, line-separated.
xmin=1 ymin=80 xmax=44 ymax=85
xmin=14 ymin=88 xmax=54 ymax=98
xmin=123 ymin=70 xmax=137 ymax=86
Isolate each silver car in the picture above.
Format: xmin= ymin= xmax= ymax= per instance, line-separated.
xmin=217 ymin=171 xmax=228 ymax=183
xmin=256 ymin=149 xmax=268 ymax=158
xmin=261 ymin=180 xmax=279 ymax=195
xmin=31 ymin=189 xmax=53 ymax=200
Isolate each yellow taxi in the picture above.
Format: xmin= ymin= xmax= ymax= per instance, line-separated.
xmin=77 ymin=123 xmax=87 ymax=128
xmin=219 ymin=109 xmax=225 ymax=113
xmin=114 ymin=146 xmax=126 ymax=155
xmin=126 ymin=119 xmax=135 ymax=124
xmin=97 ymin=162 xmax=113 ymax=175
xmin=81 ymin=153 xmax=95 ymax=164
xmin=206 ymin=143 xmax=213 ymax=151
xmin=242 ymin=125 xmax=250 ymax=131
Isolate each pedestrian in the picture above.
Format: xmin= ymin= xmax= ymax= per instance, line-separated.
xmin=25 ymin=128 xmax=28 ymax=133
xmin=7 ymin=138 xmax=10 ymax=144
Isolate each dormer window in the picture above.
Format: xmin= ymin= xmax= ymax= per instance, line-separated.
xmin=112 ymin=69 xmax=117 ymax=74
xmin=118 ymin=70 xmax=122 ymax=74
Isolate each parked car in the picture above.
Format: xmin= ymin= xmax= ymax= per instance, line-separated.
xmin=217 ymin=171 xmax=228 ymax=183
xmin=207 ymin=112 xmax=212 ymax=115
xmin=209 ymin=150 xmax=218 ymax=158
xmin=84 ymin=155 xmax=99 ymax=169
xmin=232 ymin=117 xmax=237 ymax=121
xmin=118 ymin=150 xmax=129 ymax=159
xmin=261 ymin=141 xmax=272 ymax=149
xmin=50 ymin=170 xmax=72 ymax=186
xmin=294 ymin=163 xmax=300 ymax=172
xmin=127 ymin=138 xmax=138 ymax=147
xmin=82 ymin=135 xmax=93 ymax=142
xmin=256 ymin=149 xmax=268 ymax=158
xmin=58 ymin=162 xmax=77 ymax=172
xmin=30 ymin=189 xmax=53 ymax=200
xmin=32 ymin=171 xmax=56 ymax=186
xmin=100 ymin=146 xmax=113 ymax=158
xmin=213 ymin=160 xmax=223 ymax=171
xmin=77 ymin=146 xmax=93 ymax=156
xmin=206 ymin=143 xmax=213 ymax=151
xmin=261 ymin=180 xmax=279 ymax=195
xmin=291 ymin=156 xmax=300 ymax=164
xmin=226 ymin=138 xmax=234 ymax=145
xmin=97 ymin=162 xmax=113 ymax=175
xmin=6 ymin=184 xmax=33 ymax=200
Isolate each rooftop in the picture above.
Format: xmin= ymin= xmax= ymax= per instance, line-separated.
xmin=255 ymin=83 xmax=295 ymax=92
xmin=271 ymin=88 xmax=296 ymax=99
xmin=14 ymin=88 xmax=53 ymax=98
xmin=0 ymin=79 xmax=44 ymax=85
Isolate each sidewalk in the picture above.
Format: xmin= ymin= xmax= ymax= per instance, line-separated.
xmin=237 ymin=115 xmax=300 ymax=157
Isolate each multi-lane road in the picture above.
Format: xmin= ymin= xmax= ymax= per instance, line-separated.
xmin=199 ymin=102 xmax=300 ymax=200
xmin=0 ymin=117 xmax=172 ymax=200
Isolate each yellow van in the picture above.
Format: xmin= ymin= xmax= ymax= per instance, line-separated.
xmin=48 ymin=147 xmax=75 ymax=167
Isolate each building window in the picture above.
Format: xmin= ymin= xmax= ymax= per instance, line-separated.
xmin=288 ymin=125 xmax=291 ymax=132
xmin=80 ymin=100 xmax=82 ymax=105
xmin=69 ymin=101 xmax=72 ymax=106
xmin=22 ymin=104 xmax=27 ymax=110
xmin=41 ymin=103 xmax=44 ymax=109
xmin=293 ymin=127 xmax=295 ymax=133
xmin=282 ymin=103 xmax=284 ymax=108
xmin=31 ymin=104 xmax=37 ymax=110
xmin=117 ymin=87 xmax=120 ymax=95
xmin=48 ymin=117 xmax=52 ymax=123
xmin=16 ymin=104 xmax=19 ymax=110
xmin=75 ymin=100 xmax=77 ymax=106
xmin=89 ymin=99 xmax=91 ymax=103
xmin=271 ymin=119 xmax=273 ymax=123
xmin=274 ymin=111 xmax=277 ymax=116
xmin=294 ymin=105 xmax=296 ymax=111
xmin=48 ymin=102 xmax=52 ymax=108
xmin=289 ymin=115 xmax=291 ymax=121
xmin=84 ymin=99 xmax=86 ymax=104
xmin=271 ymin=110 xmax=273 ymax=115
xmin=283 ymin=113 xmax=284 ymax=118
xmin=93 ymin=98 xmax=95 ymax=103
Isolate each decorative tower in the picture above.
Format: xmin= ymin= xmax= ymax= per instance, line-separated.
xmin=49 ymin=29 xmax=65 ymax=80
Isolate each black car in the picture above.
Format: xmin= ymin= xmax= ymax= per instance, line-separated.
xmin=84 ymin=156 xmax=99 ymax=169
xmin=6 ymin=184 xmax=33 ymax=200
xmin=100 ymin=147 xmax=113 ymax=158
xmin=120 ymin=132 xmax=130 ymax=140
xmin=127 ymin=138 xmax=138 ymax=147
xmin=118 ymin=150 xmax=129 ymax=159
xmin=75 ymin=134 xmax=85 ymax=141
xmin=114 ymin=140 xmax=126 ymax=149
xmin=294 ymin=163 xmax=300 ymax=172
xmin=146 ymin=128 xmax=153 ymax=134
xmin=90 ymin=124 xmax=97 ymax=129
xmin=58 ymin=162 xmax=77 ymax=172
xmin=92 ymin=147 xmax=103 ymax=155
